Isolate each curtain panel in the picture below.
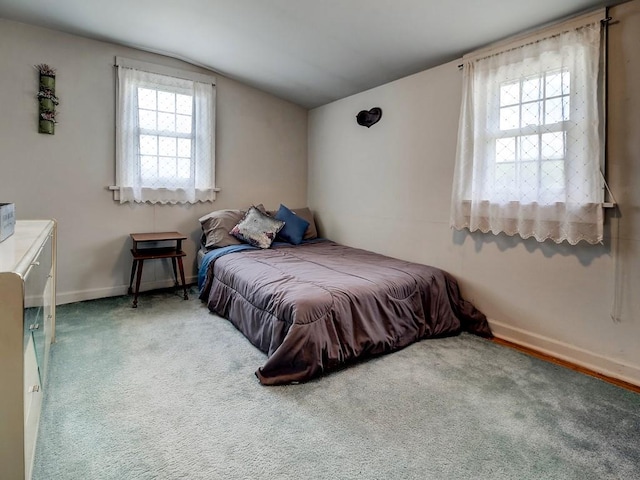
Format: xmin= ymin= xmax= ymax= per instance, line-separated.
xmin=450 ymin=15 xmax=604 ymax=245
xmin=116 ymin=66 xmax=216 ymax=204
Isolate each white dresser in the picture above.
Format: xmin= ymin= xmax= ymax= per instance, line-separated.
xmin=0 ymin=220 xmax=56 ymax=480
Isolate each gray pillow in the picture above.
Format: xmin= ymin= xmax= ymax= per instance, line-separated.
xmin=199 ymin=209 xmax=244 ymax=249
xmin=291 ymin=207 xmax=318 ymax=240
xmin=230 ymin=206 xmax=285 ymax=249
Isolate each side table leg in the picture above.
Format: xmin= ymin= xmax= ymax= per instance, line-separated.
xmin=171 ymin=257 xmax=179 ymax=286
xmin=128 ymin=259 xmax=137 ymax=295
xmin=177 ymin=257 xmax=188 ymax=300
xmin=133 ymin=259 xmax=144 ymax=308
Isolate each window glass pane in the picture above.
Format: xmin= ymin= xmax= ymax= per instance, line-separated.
xmin=500 ymin=83 xmax=519 ymax=106
xmin=545 ymin=72 xmax=563 ymax=97
xmin=140 ymin=156 xmax=158 ymax=179
xmin=562 ymin=96 xmax=571 ymax=122
xmin=176 ymin=94 xmax=193 ymax=115
xmin=177 ymin=158 xmax=191 ymax=179
xmin=158 ymin=157 xmax=177 ymax=177
xmin=541 ymin=160 xmax=565 ymax=187
xmin=521 ymin=101 xmax=541 ymax=127
xmin=495 ymin=163 xmax=516 ymax=185
xmin=177 ymin=138 xmax=192 ymax=158
xmin=496 ymin=137 xmax=515 ymax=163
xmin=522 ymin=77 xmax=541 ymax=102
xmin=139 ymin=135 xmax=157 ymax=155
xmin=541 ymin=132 xmax=565 ymax=159
xmin=519 ymin=161 xmax=539 ymax=201
xmin=137 ymin=88 xmax=156 ymax=110
xmin=176 ymin=115 xmax=192 ymax=134
xmin=500 ymin=106 xmax=519 ymax=130
xmin=138 ymin=110 xmax=156 ymax=130
xmin=520 ymin=135 xmax=539 ymax=161
xmin=157 ymin=91 xmax=175 ymax=113
xmin=158 ymin=136 xmax=177 ymax=157
xmin=158 ymin=112 xmax=176 ymax=132
xmin=545 ymin=98 xmax=565 ymax=125
xmin=562 ymin=71 xmax=571 ymax=95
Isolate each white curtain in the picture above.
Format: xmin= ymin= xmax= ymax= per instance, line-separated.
xmin=117 ymin=67 xmax=215 ymax=204
xmin=450 ymin=16 xmax=604 ymax=245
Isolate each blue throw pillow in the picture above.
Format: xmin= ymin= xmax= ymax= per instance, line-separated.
xmin=274 ymin=204 xmax=310 ymax=245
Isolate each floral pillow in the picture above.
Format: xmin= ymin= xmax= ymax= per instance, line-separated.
xmin=230 ymin=206 xmax=285 ymax=249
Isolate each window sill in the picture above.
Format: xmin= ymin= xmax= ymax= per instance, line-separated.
xmin=459 ymin=199 xmax=616 ymax=209
xmin=106 ymin=185 xmax=221 ymax=202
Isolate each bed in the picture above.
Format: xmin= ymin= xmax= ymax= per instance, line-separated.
xmin=198 ymin=220 xmax=491 ymax=385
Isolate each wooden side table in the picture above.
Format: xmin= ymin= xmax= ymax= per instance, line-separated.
xmin=128 ymin=231 xmax=188 ymax=308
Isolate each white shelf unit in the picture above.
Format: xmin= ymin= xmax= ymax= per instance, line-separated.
xmin=0 ymin=220 xmax=57 ymax=480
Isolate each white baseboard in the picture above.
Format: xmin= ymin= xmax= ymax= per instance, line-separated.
xmin=488 ymin=319 xmax=640 ymax=387
xmin=56 ymin=275 xmax=198 ymax=305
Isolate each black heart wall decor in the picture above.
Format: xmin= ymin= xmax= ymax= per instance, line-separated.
xmin=356 ymin=107 xmax=382 ymax=128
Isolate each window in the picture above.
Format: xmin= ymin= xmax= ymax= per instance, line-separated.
xmin=493 ymin=69 xmax=571 ymax=205
xmin=115 ymin=58 xmax=217 ymax=204
xmin=138 ymin=87 xmax=194 ymax=185
xmin=450 ymin=11 xmax=605 ymax=245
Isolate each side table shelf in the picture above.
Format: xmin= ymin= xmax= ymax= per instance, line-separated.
xmin=128 ymin=231 xmax=188 ymax=308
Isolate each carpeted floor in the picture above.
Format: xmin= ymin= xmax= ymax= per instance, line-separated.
xmin=33 ymin=288 xmax=640 ymax=480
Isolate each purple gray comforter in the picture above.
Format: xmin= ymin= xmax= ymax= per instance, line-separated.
xmin=200 ymin=240 xmax=491 ymax=385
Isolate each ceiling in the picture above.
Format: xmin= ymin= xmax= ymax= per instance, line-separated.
xmin=0 ymin=0 xmax=617 ymax=109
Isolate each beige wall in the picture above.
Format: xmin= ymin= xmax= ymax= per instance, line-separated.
xmin=0 ymin=19 xmax=308 ymax=304
xmin=308 ymin=1 xmax=640 ymax=385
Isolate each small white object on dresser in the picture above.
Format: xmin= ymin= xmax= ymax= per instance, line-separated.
xmin=0 ymin=220 xmax=56 ymax=480
xmin=0 ymin=202 xmax=16 ymax=242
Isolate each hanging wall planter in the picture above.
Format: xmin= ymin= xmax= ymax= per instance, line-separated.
xmin=39 ymin=116 xmax=55 ymax=134
xmin=35 ymin=64 xmax=59 ymax=135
